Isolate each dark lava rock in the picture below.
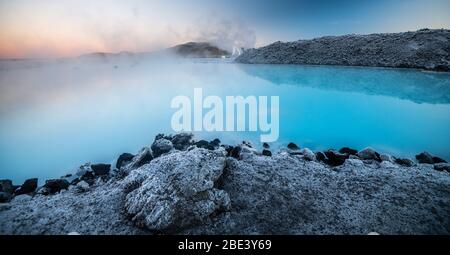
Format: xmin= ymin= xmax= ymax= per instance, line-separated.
xmin=44 ymin=179 xmax=70 ymax=194
xmin=194 ymin=140 xmax=209 ymax=148
xmin=151 ymin=138 xmax=174 ymax=157
xmin=116 ymin=153 xmax=134 ymax=169
xmin=222 ymin=145 xmax=234 ymax=155
xmin=194 ymin=139 xmax=219 ymax=150
xmin=0 ymin=179 xmax=13 ymax=194
xmin=70 ymin=178 xmax=80 ymax=185
xmin=171 ymin=133 xmax=194 ymax=150
xmin=14 ymin=178 xmax=38 ymax=195
xmin=0 ymin=191 xmax=12 ymax=203
xmin=357 ymin=148 xmax=381 ymax=162
xmin=339 ymin=147 xmax=358 ymax=156
xmin=434 ymin=163 xmax=450 ymax=172
xmin=432 ymin=157 xmax=447 ymax=164
xmin=116 ymin=147 xmax=153 ymax=174
xmin=242 ymin=141 xmax=253 ymax=148
xmin=324 ymin=150 xmax=349 ymax=166
xmin=315 ymin=152 xmax=326 ymax=162
xmin=154 ymin=133 xmax=169 ymax=140
xmin=262 ymin=149 xmax=272 ymax=157
xmin=287 ymin=142 xmax=300 ymax=150
xmin=91 ymin=164 xmax=111 ymax=176
xmin=230 ymin=146 xmax=242 ymax=159
xmin=80 ymin=171 xmax=95 ymax=185
xmin=135 ymin=150 xmax=153 ymax=168
xmin=416 ymin=152 xmax=434 ymax=164
xmin=209 ymin=139 xmax=221 ymax=150
xmin=395 ymin=158 xmax=415 ymax=167
xmin=211 ymin=138 xmax=221 ymax=146
xmin=262 ymin=143 xmax=270 ymax=149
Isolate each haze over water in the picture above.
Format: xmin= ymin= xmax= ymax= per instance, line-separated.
xmin=0 ymin=58 xmax=449 ymax=184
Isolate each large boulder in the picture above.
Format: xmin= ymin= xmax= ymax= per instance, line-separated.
xmin=122 ymin=148 xmax=230 ymax=232
xmin=14 ymin=178 xmax=38 ymax=195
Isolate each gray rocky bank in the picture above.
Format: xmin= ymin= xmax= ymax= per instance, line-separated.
xmin=235 ymin=29 xmax=450 ymax=72
xmin=0 ymin=133 xmax=449 ymax=234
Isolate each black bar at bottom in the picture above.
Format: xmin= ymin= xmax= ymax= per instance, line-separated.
xmin=0 ymin=235 xmax=447 ymax=254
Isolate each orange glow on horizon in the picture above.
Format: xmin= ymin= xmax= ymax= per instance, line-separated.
xmin=1 ymin=0 xmax=449 ymax=59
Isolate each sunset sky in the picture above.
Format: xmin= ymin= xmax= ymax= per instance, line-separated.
xmin=1 ymin=0 xmax=450 ymax=58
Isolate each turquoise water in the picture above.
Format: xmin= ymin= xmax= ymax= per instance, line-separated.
xmin=1 ymin=59 xmax=450 ymax=184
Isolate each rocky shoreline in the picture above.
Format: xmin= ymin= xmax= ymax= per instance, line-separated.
xmin=1 ymin=133 xmax=449 ymax=234
xmin=235 ymin=29 xmax=450 ymax=72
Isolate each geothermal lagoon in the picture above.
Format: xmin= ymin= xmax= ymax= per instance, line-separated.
xmin=1 ymin=59 xmax=449 ymax=184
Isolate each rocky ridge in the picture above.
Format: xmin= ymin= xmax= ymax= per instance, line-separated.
xmin=235 ymin=29 xmax=450 ymax=72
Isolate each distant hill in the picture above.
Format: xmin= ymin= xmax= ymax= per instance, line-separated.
xmin=78 ymin=51 xmax=135 ymax=59
xmin=77 ymin=42 xmax=230 ymax=60
xmin=167 ymin=42 xmax=230 ymax=58
xmin=236 ymin=29 xmax=450 ymax=72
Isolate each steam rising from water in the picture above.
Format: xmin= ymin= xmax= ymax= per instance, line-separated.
xmin=170 ymin=17 xmax=256 ymax=53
